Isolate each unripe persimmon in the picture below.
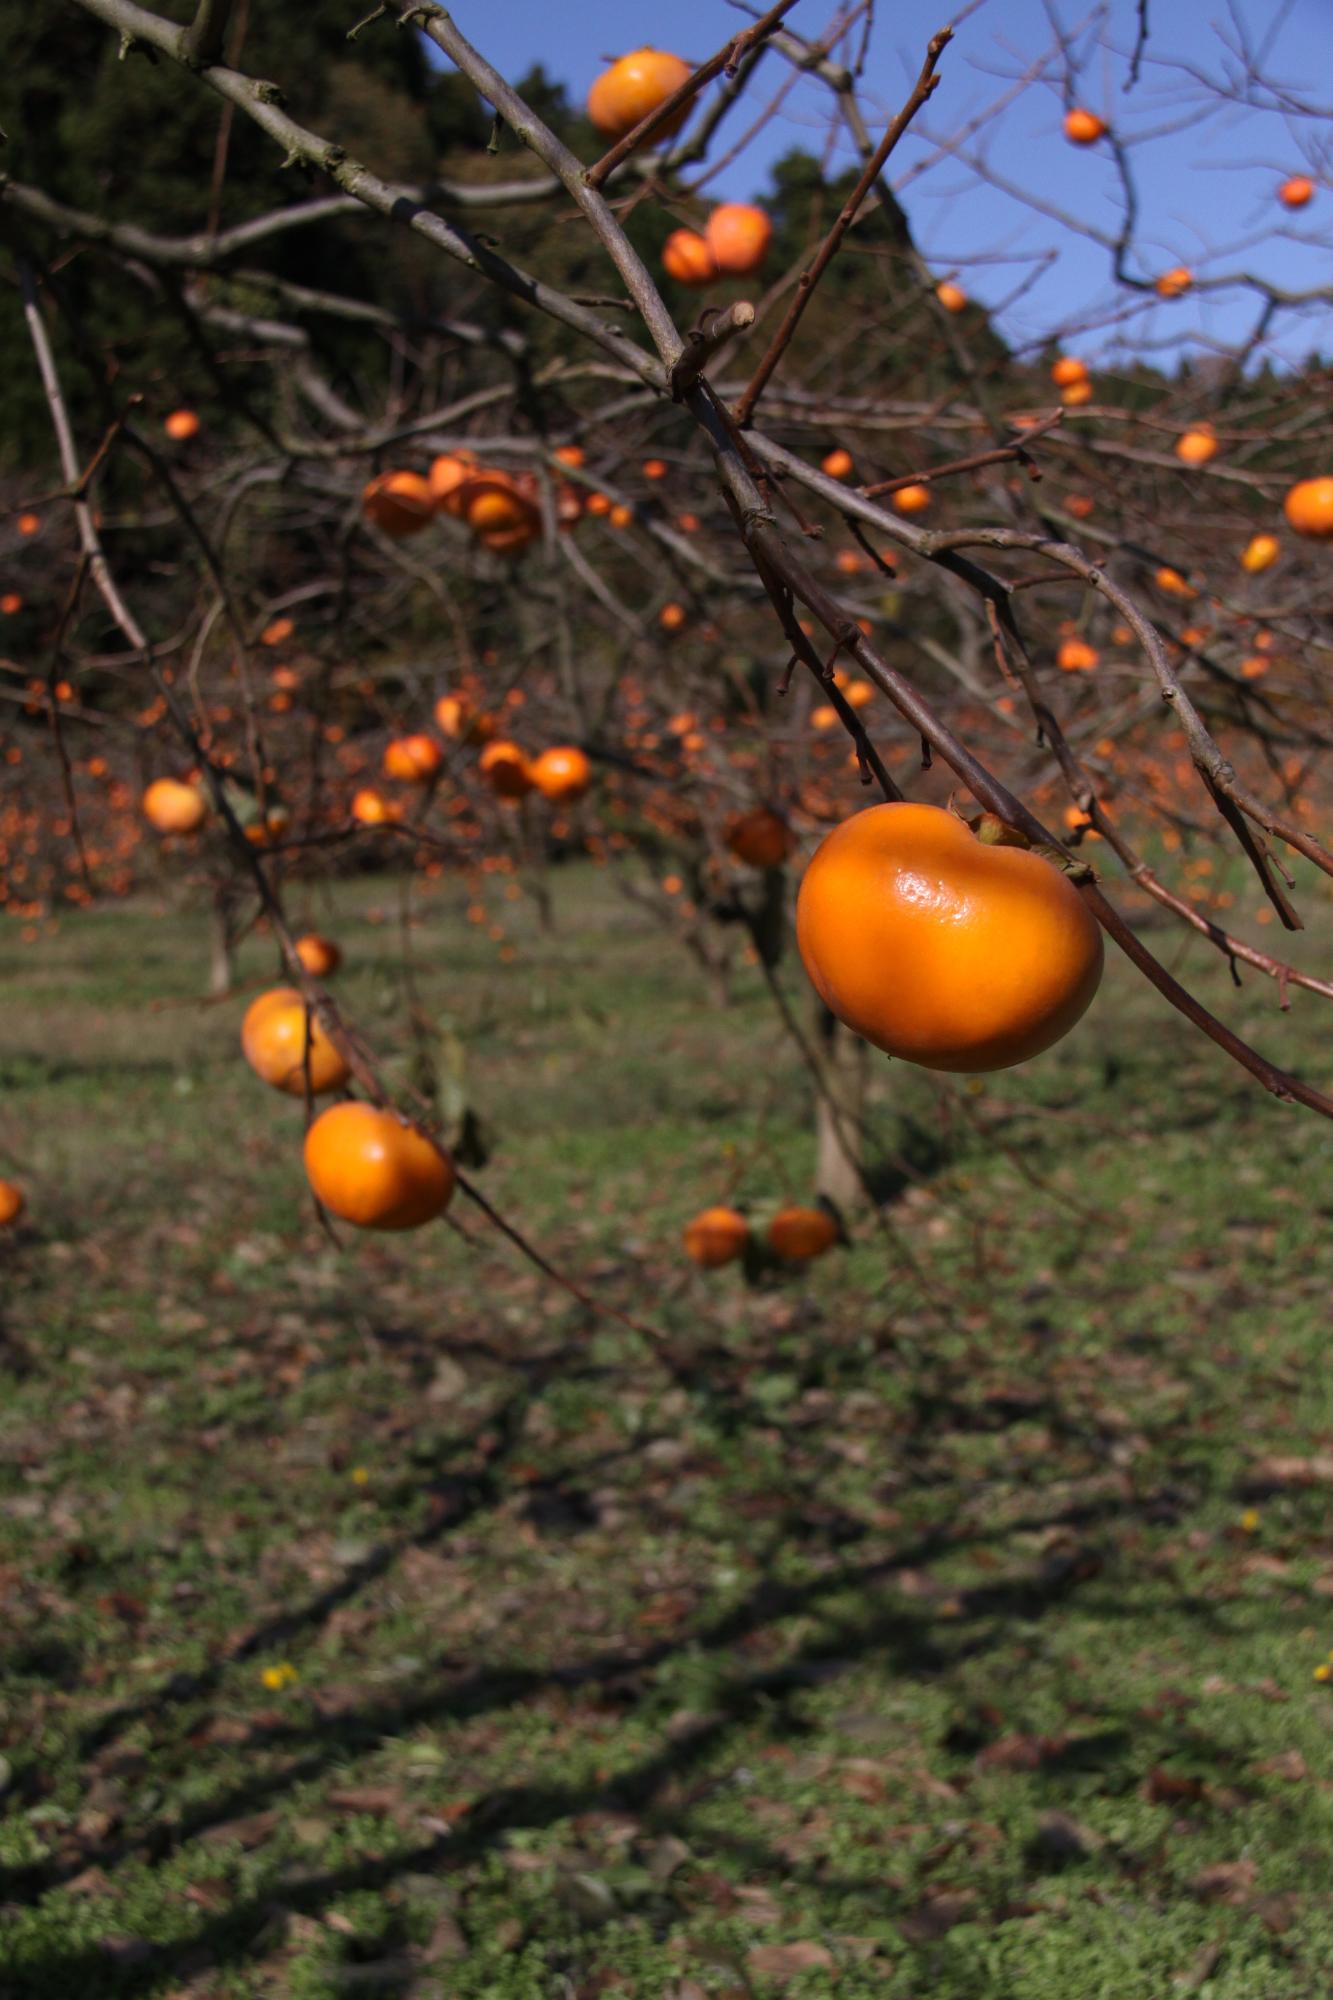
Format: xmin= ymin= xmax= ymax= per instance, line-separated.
xmin=661 ymin=229 xmax=717 ymax=287
xmin=1278 ymin=176 xmax=1314 ymax=209
xmin=683 ymin=1206 xmax=749 ymax=1267
xmin=587 ymin=48 xmax=692 ymax=141
xmin=0 ymin=1181 xmax=25 ymax=1226
xmin=1283 ymin=477 xmax=1333 ymax=539
xmin=892 ymin=483 xmax=931 ymax=515
xmin=768 ymin=1206 xmax=839 ymax=1260
xmin=726 ymin=808 xmax=792 ymax=869
xmin=704 ymin=203 xmax=772 ymax=274
xmin=143 ymin=777 xmax=206 ymax=834
xmin=796 ymin=803 xmax=1103 ymax=1072
xmin=304 ymin=1101 xmax=454 ymax=1231
xmin=1240 ymin=533 xmax=1280 ymax=574
xmin=164 ymin=408 xmax=200 ymax=441
xmin=242 ymin=987 xmax=349 ymax=1096
xmin=294 ymin=934 xmax=342 ymax=978
xmin=362 ymin=470 xmax=435 ymax=538
xmin=530 ymin=746 xmax=591 ymax=803
xmin=383 ymin=733 xmax=443 ymax=783
xmin=1063 ymin=108 xmax=1105 ymax=145
xmin=479 ymin=740 xmax=533 ymax=800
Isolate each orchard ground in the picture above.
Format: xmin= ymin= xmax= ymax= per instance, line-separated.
xmin=1 ymin=862 xmax=1331 ymax=2000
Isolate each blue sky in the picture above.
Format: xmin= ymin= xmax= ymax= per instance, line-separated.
xmin=437 ymin=0 xmax=1331 ymax=368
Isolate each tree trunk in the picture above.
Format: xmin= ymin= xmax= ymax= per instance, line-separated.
xmin=208 ymin=883 xmax=238 ymax=996
xmin=813 ymin=1002 xmax=868 ymax=1213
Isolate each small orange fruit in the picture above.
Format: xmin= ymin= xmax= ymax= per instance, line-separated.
xmin=164 ymin=408 xmax=200 ymax=441
xmin=242 ymin=987 xmax=349 ymax=1096
xmin=530 ymin=746 xmax=592 ymax=803
xmin=143 ymin=777 xmax=206 ymax=834
xmin=1063 ymin=108 xmax=1105 ymax=145
xmin=478 ymin=740 xmax=533 ymax=800
xmin=428 ymin=450 xmax=477 ymax=513
xmin=768 ymin=1206 xmax=839 ymax=1260
xmin=1156 ymin=266 xmax=1192 ymax=299
xmin=1061 ymin=379 xmax=1094 ymax=406
xmin=659 ymin=601 xmax=687 ymax=631
xmin=303 ymin=1101 xmax=454 ymax=1230
xmin=935 ymin=280 xmax=967 ymax=312
xmin=261 ymin=615 xmax=295 ymax=647
xmin=683 ymin=1206 xmax=749 ymax=1267
xmin=796 ymin=802 xmax=1103 ymax=1071
xmin=642 ymin=458 xmax=668 ymax=480
xmin=1067 ymin=494 xmax=1095 ymax=519
xmin=1240 ymin=533 xmax=1280 ymax=574
xmin=609 ymin=503 xmax=633 ymax=529
xmin=0 ymin=593 xmax=22 ymax=616
xmin=725 ymin=808 xmax=792 ymax=869
xmin=383 ymin=733 xmax=444 ymax=783
xmin=822 ymin=448 xmax=854 ymax=480
xmin=892 ymin=483 xmax=931 ymax=515
xmin=435 ymin=694 xmax=496 ymax=744
xmin=16 ymin=512 xmax=40 ymax=536
xmin=294 ymin=934 xmax=342 ymax=978
xmin=362 ymin=470 xmax=435 ymax=538
xmin=352 ymin=787 xmax=395 ymax=825
xmin=1050 ymin=355 xmax=1088 ymax=387
xmin=704 ymin=202 xmax=772 ymax=274
xmin=662 ymin=229 xmax=717 ymax=286
xmin=1240 ymin=656 xmax=1269 ymax=680
xmin=1057 ymin=638 xmax=1099 ymax=672
xmin=0 ymin=1181 xmax=25 ymax=1226
xmin=553 ymin=444 xmax=585 ymax=469
xmin=1175 ymin=426 xmax=1217 ymax=466
xmin=587 ymin=48 xmax=693 ymax=141
xmin=584 ymin=490 xmax=612 ymax=517
xmin=1278 ymin=176 xmax=1314 ymax=209
xmin=1155 ymin=565 xmax=1197 ymax=599
xmin=1283 ymin=477 xmax=1333 ymax=539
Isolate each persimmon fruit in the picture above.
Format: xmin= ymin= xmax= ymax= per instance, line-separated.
xmin=530 ymin=746 xmax=592 ymax=803
xmin=362 ymin=470 xmax=435 ymax=538
xmin=1283 ymin=477 xmax=1333 ymax=539
xmin=704 ymin=203 xmax=772 ymax=273
xmin=1156 ymin=266 xmax=1192 ymax=298
xmin=164 ymin=408 xmax=200 ymax=441
xmin=242 ymin=987 xmax=349 ymax=1097
xmin=1063 ymin=108 xmax=1105 ymax=144
xmin=0 ymin=1181 xmax=24 ymax=1227
xmin=726 ymin=808 xmax=792 ymax=869
xmin=683 ymin=1206 xmax=749 ymax=1267
xmin=304 ymin=1102 xmax=454 ymax=1231
xmin=1279 ymin=176 xmax=1314 ymax=208
xmin=1050 ymin=356 xmax=1088 ymax=387
xmin=479 ymin=740 xmax=533 ymax=799
xmin=294 ymin=934 xmax=342 ymax=978
xmin=587 ymin=48 xmax=693 ymax=141
xmin=1175 ymin=427 xmax=1217 ymax=466
xmin=383 ymin=733 xmax=444 ymax=783
xmin=352 ymin=788 xmax=395 ymax=825
xmin=1057 ymin=639 xmax=1099 ymax=672
xmin=428 ymin=451 xmax=476 ymax=513
xmin=143 ymin=777 xmax=206 ymax=834
xmin=796 ymin=802 xmax=1104 ymax=1072
xmin=892 ymin=483 xmax=931 ymax=515
xmin=822 ymin=448 xmax=854 ymax=480
xmin=1240 ymin=533 xmax=1280 ymax=573
xmin=768 ymin=1206 xmax=839 ymax=1260
xmin=935 ymin=281 xmax=967 ymax=312
xmin=662 ymin=229 xmax=717 ymax=286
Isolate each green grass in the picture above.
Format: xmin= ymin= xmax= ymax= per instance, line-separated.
xmin=1 ymin=861 xmax=1331 ymax=1999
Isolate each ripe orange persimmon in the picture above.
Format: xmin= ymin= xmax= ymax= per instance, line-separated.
xmin=1063 ymin=108 xmax=1105 ymax=145
xmin=726 ymin=808 xmax=792 ymax=869
xmin=304 ymin=1101 xmax=454 ymax=1231
xmin=608 ymin=503 xmax=634 ymax=530
xmin=642 ymin=458 xmax=668 ymax=479
xmin=362 ymin=470 xmax=435 ymax=538
xmin=835 ymin=549 xmax=863 ymax=575
xmin=1060 ymin=379 xmax=1093 ymax=406
xmin=164 ymin=408 xmax=200 ymax=441
xmin=428 ymin=450 xmax=476 ymax=513
xmin=935 ymin=280 xmax=967 ymax=312
xmin=383 ymin=733 xmax=443 ymax=783
xmin=352 ymin=787 xmax=396 ymax=825
xmin=17 ymin=512 xmax=40 ymax=536
xmin=705 ymin=202 xmax=772 ymax=274
xmin=459 ymin=471 xmax=537 ymax=536
xmin=892 ymin=483 xmax=931 ymax=515
xmin=1155 ymin=565 xmax=1197 ymax=599
xmin=242 ymin=987 xmax=349 ymax=1097
xmin=0 ymin=593 xmax=22 ymax=616
xmin=143 ymin=777 xmax=206 ymax=834
xmin=1175 ymin=427 xmax=1217 ymax=466
xmin=587 ymin=48 xmax=693 ymax=141
xmin=1279 ymin=176 xmax=1314 ymax=209
xmin=1156 ymin=266 xmax=1192 ymax=298
xmin=585 ymin=490 xmax=612 ymax=517
xmin=1283 ymin=477 xmax=1333 ymax=538
xmin=1067 ymin=494 xmax=1095 ymax=519
xmin=553 ymin=443 xmax=585 ymax=469
xmin=1240 ymin=533 xmax=1280 ymax=573
xmin=1057 ymin=638 xmax=1099 ymax=672
xmin=1050 ymin=355 xmax=1088 ymax=387
xmin=767 ymin=1206 xmax=839 ymax=1261
xmin=796 ymin=803 xmax=1104 ymax=1072
xmin=294 ymin=934 xmax=342 ymax=978
xmin=479 ymin=740 xmax=533 ymax=800
xmin=845 ymin=679 xmax=874 ymax=708
xmin=261 ymin=615 xmax=295 ymax=647
xmin=683 ymin=1205 xmax=749 ymax=1267
xmin=0 ymin=1181 xmax=25 ymax=1226
xmin=659 ymin=601 xmax=687 ymax=631
xmin=661 ymin=229 xmax=717 ymax=286
xmin=822 ymin=448 xmax=854 ymax=480
xmin=435 ymin=694 xmax=496 ymax=743
xmin=530 ymin=746 xmax=591 ymax=803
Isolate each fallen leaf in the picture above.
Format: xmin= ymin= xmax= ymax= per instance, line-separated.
xmin=1190 ymin=1859 xmax=1256 ymax=1904
xmin=745 ymin=1941 xmax=835 ymax=1980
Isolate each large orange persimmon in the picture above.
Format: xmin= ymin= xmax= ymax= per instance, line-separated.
xmin=704 ymin=203 xmax=772 ymax=273
xmin=587 ymin=48 xmax=692 ymax=141
xmin=304 ymin=1102 xmax=454 ymax=1230
xmin=1050 ymin=355 xmax=1088 ymax=387
xmin=661 ymin=229 xmax=716 ymax=285
xmin=767 ymin=1206 xmax=839 ymax=1260
xmin=479 ymin=740 xmax=533 ymax=800
xmin=294 ymin=934 xmax=342 ymax=978
xmin=242 ymin=987 xmax=349 ymax=1096
xmin=362 ymin=470 xmax=435 ymax=537
xmin=1063 ymin=108 xmax=1105 ymax=144
xmin=0 ymin=1180 xmax=24 ymax=1226
xmin=164 ymin=408 xmax=200 ymax=441
xmin=796 ymin=803 xmax=1103 ymax=1072
xmin=1283 ymin=477 xmax=1333 ymax=538
xmin=530 ymin=746 xmax=592 ymax=803
xmin=1175 ymin=427 xmax=1217 ymax=466
xmin=1278 ymin=176 xmax=1314 ymax=208
xmin=383 ymin=733 xmax=444 ymax=783
xmin=726 ymin=808 xmax=792 ymax=868
xmin=683 ymin=1206 xmax=749 ymax=1267
xmin=143 ymin=777 xmax=206 ymax=834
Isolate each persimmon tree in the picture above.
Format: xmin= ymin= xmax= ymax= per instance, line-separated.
xmin=1 ymin=0 xmax=1329 ymax=1271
